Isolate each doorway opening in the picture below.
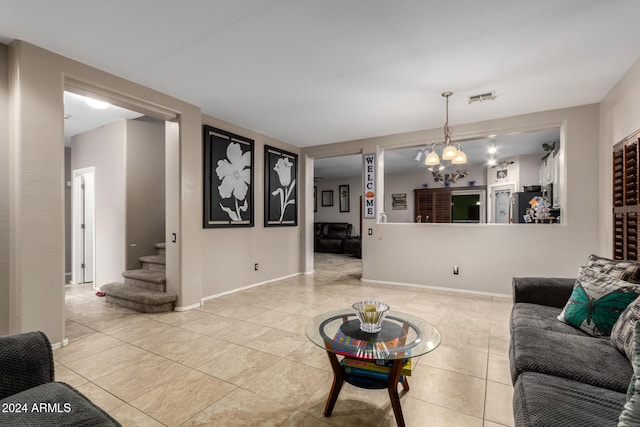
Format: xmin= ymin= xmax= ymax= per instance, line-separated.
xmin=71 ymin=167 xmax=95 ymax=285
xmin=313 ymin=153 xmax=363 ymax=277
xmin=63 ymin=86 xmax=177 ymax=293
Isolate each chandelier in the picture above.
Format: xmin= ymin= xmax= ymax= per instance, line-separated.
xmin=414 ymin=91 xmax=467 ymax=166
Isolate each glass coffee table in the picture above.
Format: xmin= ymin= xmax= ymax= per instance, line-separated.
xmin=305 ymin=309 xmax=441 ymax=427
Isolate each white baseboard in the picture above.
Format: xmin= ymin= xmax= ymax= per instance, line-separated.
xmin=360 ymin=277 xmax=512 ymax=299
xmin=198 ymin=272 xmax=302 ymax=305
xmin=174 ymin=302 xmax=202 ymax=312
xmin=51 ymin=338 xmax=69 ymax=349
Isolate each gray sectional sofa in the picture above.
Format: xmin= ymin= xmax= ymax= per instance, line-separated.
xmin=509 ymin=276 xmax=630 ymax=426
xmin=0 ymin=331 xmax=121 ymax=426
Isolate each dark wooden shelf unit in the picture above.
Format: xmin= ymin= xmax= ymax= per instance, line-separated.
xmin=613 ymin=137 xmax=640 ymax=260
xmin=414 ymin=188 xmax=452 ymax=223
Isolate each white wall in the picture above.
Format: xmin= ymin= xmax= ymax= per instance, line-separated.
xmin=71 ymin=118 xmax=167 ymax=281
xmin=303 ymin=104 xmax=599 ymax=296
xmin=200 ymin=115 xmax=301 ymax=300
xmin=0 ymin=43 xmax=9 ymax=335
xmin=126 ymin=118 xmax=165 ymax=269
xmin=520 ymin=153 xmax=543 ymax=188
xmin=72 ymin=121 xmax=127 ymax=287
xmin=599 ymin=57 xmax=640 ymax=256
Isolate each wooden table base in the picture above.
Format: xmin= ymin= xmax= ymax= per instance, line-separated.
xmin=323 ymin=351 xmax=410 ymax=427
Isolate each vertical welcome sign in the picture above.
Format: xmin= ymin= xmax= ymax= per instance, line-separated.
xmin=363 ymin=153 xmax=376 ymax=219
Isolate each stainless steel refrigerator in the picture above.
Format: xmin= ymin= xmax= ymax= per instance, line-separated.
xmin=512 ymin=191 xmax=542 ymax=223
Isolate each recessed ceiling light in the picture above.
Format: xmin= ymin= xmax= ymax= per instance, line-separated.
xmin=487 ymin=158 xmax=497 ymax=166
xmin=84 ymin=96 xmax=110 ymax=110
xmin=488 ymin=141 xmax=497 ymax=154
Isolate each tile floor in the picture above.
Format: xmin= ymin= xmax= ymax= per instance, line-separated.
xmin=56 ymin=253 xmax=514 ymax=427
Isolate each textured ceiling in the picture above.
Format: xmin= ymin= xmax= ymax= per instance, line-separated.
xmin=1 ymin=1 xmax=640 ymax=147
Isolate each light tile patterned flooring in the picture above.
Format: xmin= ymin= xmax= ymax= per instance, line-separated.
xmin=57 ymin=253 xmax=514 ymax=426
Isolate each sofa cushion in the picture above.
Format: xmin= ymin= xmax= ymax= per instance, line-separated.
xmin=514 ymin=372 xmax=625 ymax=427
xmin=511 ymin=303 xmax=587 ymax=336
xmin=586 ymin=254 xmax=640 ymax=284
xmin=326 ymin=223 xmax=349 ymax=239
xmin=510 ymin=327 xmax=632 ymax=392
xmin=612 ymin=297 xmax=640 ymax=361
xmin=619 ymin=321 xmax=640 ymax=426
xmin=0 ymin=381 xmax=121 ymax=426
xmin=557 ymin=267 xmax=640 ymax=337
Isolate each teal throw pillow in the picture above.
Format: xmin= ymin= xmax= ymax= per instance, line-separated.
xmin=618 ymin=321 xmax=640 ymax=426
xmin=557 ymin=267 xmax=640 ymax=337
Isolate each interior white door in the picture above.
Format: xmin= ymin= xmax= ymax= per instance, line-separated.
xmin=72 ymin=167 xmax=95 ymax=285
xmin=490 ymin=184 xmax=515 ymax=224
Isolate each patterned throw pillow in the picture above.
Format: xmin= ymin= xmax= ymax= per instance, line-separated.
xmin=618 ymin=321 xmax=640 ymax=426
xmin=612 ymin=298 xmax=640 ymax=361
xmin=557 ymin=267 xmax=640 ymax=337
xmin=586 ymin=254 xmax=640 ymax=284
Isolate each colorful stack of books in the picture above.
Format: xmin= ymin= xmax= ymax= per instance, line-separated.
xmin=341 ymin=356 xmax=412 ymax=381
xmin=332 ymin=327 xmax=400 ymax=359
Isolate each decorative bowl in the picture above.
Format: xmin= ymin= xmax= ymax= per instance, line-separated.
xmin=352 ymin=300 xmax=390 ymax=333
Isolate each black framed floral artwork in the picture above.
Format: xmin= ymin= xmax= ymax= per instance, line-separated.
xmin=203 ymin=125 xmax=254 ymax=228
xmin=264 ymin=145 xmax=298 ymax=226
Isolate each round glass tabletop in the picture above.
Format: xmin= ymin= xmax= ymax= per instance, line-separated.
xmin=305 ymin=309 xmax=441 ymax=360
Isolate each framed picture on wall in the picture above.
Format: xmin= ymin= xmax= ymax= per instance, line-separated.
xmin=264 ymin=145 xmax=298 ymax=226
xmin=203 ymin=125 xmax=254 ymax=228
xmin=322 ymin=190 xmax=333 ymax=206
xmin=392 ymin=193 xmax=407 ymax=210
xmin=339 ymin=185 xmax=350 ymax=212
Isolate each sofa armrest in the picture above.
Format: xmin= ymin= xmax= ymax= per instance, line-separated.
xmin=0 ymin=331 xmax=54 ymax=400
xmin=512 ymin=277 xmax=576 ymax=308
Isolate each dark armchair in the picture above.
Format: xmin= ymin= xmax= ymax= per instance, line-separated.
xmin=0 ymin=331 xmax=121 ymax=426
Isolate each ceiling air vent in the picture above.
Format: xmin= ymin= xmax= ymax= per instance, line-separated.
xmin=468 ymin=92 xmax=496 ymax=104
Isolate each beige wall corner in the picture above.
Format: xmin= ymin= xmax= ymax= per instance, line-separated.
xmin=0 ymin=43 xmax=9 ymax=335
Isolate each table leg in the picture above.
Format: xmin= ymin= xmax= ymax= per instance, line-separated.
xmin=324 ymin=350 xmax=344 ymax=417
xmin=387 ymin=359 xmax=406 ymax=427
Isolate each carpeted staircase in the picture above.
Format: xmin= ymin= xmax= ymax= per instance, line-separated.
xmin=101 ymin=243 xmax=178 ymax=313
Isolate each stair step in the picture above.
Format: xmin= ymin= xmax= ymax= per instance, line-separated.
xmin=122 ymin=269 xmax=166 ymax=292
xmin=140 ymin=255 xmax=165 ymax=272
xmin=101 ymin=283 xmax=177 ymax=313
xmin=155 ymin=242 xmax=166 ymax=256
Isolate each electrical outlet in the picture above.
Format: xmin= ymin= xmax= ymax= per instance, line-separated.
xmin=453 ymin=265 xmax=459 ymax=275
xmin=254 ymin=263 xmax=259 ymax=271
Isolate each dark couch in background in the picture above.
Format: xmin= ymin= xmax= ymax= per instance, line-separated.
xmin=314 ymin=222 xmax=353 ymax=254
xmin=509 ymin=277 xmax=630 ymax=426
xmin=0 ymin=331 xmax=121 ymax=426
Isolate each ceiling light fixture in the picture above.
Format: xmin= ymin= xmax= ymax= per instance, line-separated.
xmin=415 ymin=91 xmax=467 ymax=167
xmin=84 ymin=96 xmax=110 ymax=110
xmin=488 ymin=141 xmax=497 ymax=154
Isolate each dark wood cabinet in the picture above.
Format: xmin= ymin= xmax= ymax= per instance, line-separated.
xmin=613 ymin=137 xmax=640 ymax=260
xmin=414 ymin=188 xmax=452 ymax=223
